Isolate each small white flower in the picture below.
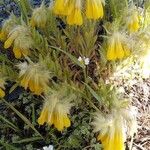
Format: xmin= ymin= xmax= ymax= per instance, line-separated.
xmin=84 ymin=57 xmax=90 ymax=65
xmin=78 ymin=56 xmax=90 ymax=65
xmin=43 ymin=145 xmax=54 ymax=150
xmin=78 ymin=56 xmax=82 ymax=62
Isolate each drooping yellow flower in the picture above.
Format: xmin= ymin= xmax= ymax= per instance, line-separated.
xmin=17 ymin=61 xmax=50 ymax=95
xmin=93 ymin=100 xmax=137 ymax=150
xmin=0 ymin=14 xmax=17 ymax=41
xmin=53 ymin=0 xmax=66 ymax=15
xmin=86 ymin=0 xmax=104 ymax=20
xmin=0 ymin=77 xmax=6 ymax=98
xmin=53 ymin=0 xmax=73 ymax=16
xmin=30 ymin=3 xmax=48 ymax=28
xmin=4 ymin=25 xmax=33 ymax=59
xmin=93 ymin=112 xmax=125 ymax=150
xmin=127 ymin=9 xmax=140 ymax=33
xmin=107 ymin=32 xmax=130 ymax=61
xmin=38 ymin=89 xmax=75 ymax=131
xmin=97 ymin=127 xmax=125 ymax=150
xmin=67 ymin=0 xmax=83 ymax=25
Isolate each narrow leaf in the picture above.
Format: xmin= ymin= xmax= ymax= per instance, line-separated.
xmin=0 ymin=115 xmax=20 ymax=132
xmin=84 ymin=83 xmax=101 ymax=102
xmin=13 ymin=137 xmax=42 ymax=144
xmin=3 ymin=99 xmax=44 ymax=140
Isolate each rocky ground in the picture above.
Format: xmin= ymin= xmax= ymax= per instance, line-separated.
xmin=126 ymin=78 xmax=150 ymax=150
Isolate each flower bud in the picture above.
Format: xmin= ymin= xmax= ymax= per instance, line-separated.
xmin=30 ymin=3 xmax=48 ymax=28
xmin=17 ymin=61 xmax=50 ymax=95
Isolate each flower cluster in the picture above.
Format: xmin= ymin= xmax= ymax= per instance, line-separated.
xmin=78 ymin=56 xmax=90 ymax=65
xmin=1 ymin=0 xmax=149 ymax=149
xmin=38 ymin=88 xmax=75 ymax=131
xmin=4 ymin=25 xmax=33 ymax=59
xmin=93 ymin=100 xmax=137 ymax=150
xmin=53 ymin=0 xmax=104 ymax=25
xmin=17 ymin=61 xmax=50 ymax=95
xmin=107 ymin=32 xmax=130 ymax=61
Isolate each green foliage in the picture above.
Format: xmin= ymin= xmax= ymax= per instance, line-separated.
xmin=0 ymin=0 xmax=150 ymax=149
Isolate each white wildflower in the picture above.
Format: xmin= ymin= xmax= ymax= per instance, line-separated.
xmin=43 ymin=145 xmax=53 ymax=150
xmin=78 ymin=56 xmax=90 ymax=65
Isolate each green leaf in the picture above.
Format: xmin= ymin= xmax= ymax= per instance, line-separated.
xmin=9 ymin=83 xmax=19 ymax=94
xmin=13 ymin=137 xmax=42 ymax=144
xmin=84 ymin=83 xmax=101 ymax=102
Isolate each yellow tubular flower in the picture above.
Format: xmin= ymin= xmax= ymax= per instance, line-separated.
xmin=127 ymin=10 xmax=140 ymax=33
xmin=38 ymin=90 xmax=74 ymax=131
xmin=107 ymin=32 xmax=130 ymax=61
xmin=67 ymin=0 xmax=83 ymax=25
xmin=17 ymin=61 xmax=50 ymax=95
xmin=53 ymin=0 xmax=72 ymax=16
xmin=93 ymin=100 xmax=137 ymax=150
xmin=53 ymin=0 xmax=65 ymax=15
xmin=107 ymin=37 xmax=117 ymax=60
xmin=97 ymin=125 xmax=125 ymax=150
xmin=86 ymin=0 xmax=104 ymax=20
xmin=93 ymin=113 xmax=125 ymax=150
xmin=4 ymin=25 xmax=33 ymax=59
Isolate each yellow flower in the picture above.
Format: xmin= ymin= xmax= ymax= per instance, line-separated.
xmin=38 ymin=89 xmax=75 ymax=131
xmin=67 ymin=0 xmax=83 ymax=25
xmin=53 ymin=0 xmax=72 ymax=16
xmin=17 ymin=61 xmax=50 ymax=95
xmin=30 ymin=3 xmax=47 ymax=28
xmin=86 ymin=0 xmax=104 ymax=20
xmin=107 ymin=32 xmax=130 ymax=61
xmin=92 ymin=100 xmax=137 ymax=150
xmin=97 ymin=127 xmax=125 ymax=150
xmin=93 ymin=113 xmax=125 ymax=150
xmin=127 ymin=10 xmax=140 ymax=33
xmin=0 ymin=14 xmax=17 ymax=41
xmin=4 ymin=25 xmax=33 ymax=59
